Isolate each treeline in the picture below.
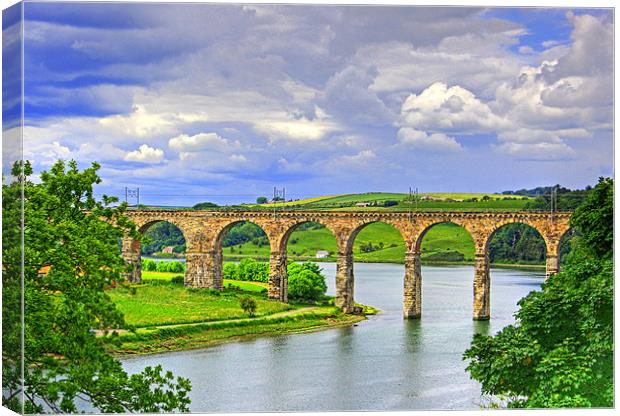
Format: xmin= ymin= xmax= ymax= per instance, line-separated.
xmin=502 ymin=184 xmax=593 ymax=211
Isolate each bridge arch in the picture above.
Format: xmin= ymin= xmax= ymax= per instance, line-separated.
xmin=277 ymin=219 xmax=339 ymax=254
xmin=344 ymin=219 xmax=410 ymax=254
xmin=402 ymin=221 xmax=477 ymax=319
xmin=121 ymin=218 xmax=191 ymax=284
xmin=209 ymin=219 xmax=271 ymax=292
xmin=335 ymin=220 xmax=408 ymax=313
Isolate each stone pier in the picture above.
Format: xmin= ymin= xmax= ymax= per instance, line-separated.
xmin=473 ymin=252 xmax=491 ymax=320
xmin=121 ymin=237 xmax=142 ymax=283
xmin=268 ymin=251 xmax=288 ymax=302
xmin=545 ymin=253 xmax=560 ymax=277
xmin=336 ymin=252 xmax=355 ymax=313
xmin=403 ymin=251 xmax=422 ymax=319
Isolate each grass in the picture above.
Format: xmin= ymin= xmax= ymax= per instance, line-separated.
xmin=105 ymin=308 xmax=365 ymax=355
xmin=110 ymin=278 xmax=290 ymax=327
xmin=106 ymin=274 xmax=371 ymax=355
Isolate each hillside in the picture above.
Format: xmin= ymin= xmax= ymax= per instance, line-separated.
xmin=244 ymin=192 xmax=532 ymax=211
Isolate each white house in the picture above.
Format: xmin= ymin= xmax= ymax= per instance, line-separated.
xmin=315 ymin=250 xmax=329 ymax=259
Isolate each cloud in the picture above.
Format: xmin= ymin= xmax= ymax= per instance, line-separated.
xmin=397 ymin=128 xmax=462 ymax=152
xmin=401 ymin=82 xmax=509 ymax=134
xmin=168 ymin=132 xmax=237 ymax=152
xmin=124 ymin=144 xmax=165 ymax=164
xmin=23 ymin=140 xmax=72 ymax=167
xmin=493 ymin=142 xmax=576 ymax=161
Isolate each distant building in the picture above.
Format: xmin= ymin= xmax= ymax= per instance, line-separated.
xmin=355 ymin=202 xmax=371 ymax=207
xmin=162 ymin=246 xmax=174 ymax=254
xmin=315 ymin=250 xmax=329 ymax=259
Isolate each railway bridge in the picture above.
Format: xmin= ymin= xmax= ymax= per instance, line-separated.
xmin=121 ymin=210 xmax=571 ymax=320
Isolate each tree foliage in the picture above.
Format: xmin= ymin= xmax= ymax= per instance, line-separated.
xmin=2 ymin=160 xmax=191 ymax=413
xmin=463 ymin=177 xmax=613 ymax=408
xmin=488 ymin=224 xmax=546 ymax=264
xmin=287 ymin=262 xmax=327 ymax=301
xmin=192 ymin=201 xmax=219 ymax=210
xmin=141 ymin=221 xmax=186 ymax=255
xmin=239 ymin=296 xmax=258 ymax=316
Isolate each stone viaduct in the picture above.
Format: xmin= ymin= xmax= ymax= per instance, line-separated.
xmin=121 ymin=210 xmax=571 ymax=320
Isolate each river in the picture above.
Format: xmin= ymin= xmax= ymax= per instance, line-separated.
xmin=122 ymin=263 xmax=544 ymax=412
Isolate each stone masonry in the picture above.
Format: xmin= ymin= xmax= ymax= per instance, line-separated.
xmin=121 ymin=210 xmax=571 ymax=320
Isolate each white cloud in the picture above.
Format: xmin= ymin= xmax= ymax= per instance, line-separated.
xmin=99 ymin=104 xmax=177 ymax=138
xmin=23 ymin=140 xmax=72 ymax=166
xmin=124 ymin=144 xmax=165 ymax=164
xmin=401 ymin=82 xmax=509 ymax=134
xmin=168 ymin=132 xmax=237 ymax=152
xmin=493 ymin=142 xmax=576 ymax=161
xmin=397 ymin=128 xmax=462 ymax=152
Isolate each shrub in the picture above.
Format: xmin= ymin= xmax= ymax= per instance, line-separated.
xmin=239 ymin=296 xmax=258 ymax=316
xmin=287 ymin=262 xmax=327 ymax=301
xmin=383 ymin=200 xmax=399 ymax=207
xmin=142 ymin=258 xmax=157 ymax=271
xmin=155 ymin=260 xmax=185 ymax=273
xmin=171 ymin=275 xmax=185 ymax=285
xmin=237 ymin=258 xmax=268 ymax=282
xmin=223 ymin=263 xmax=239 ymax=280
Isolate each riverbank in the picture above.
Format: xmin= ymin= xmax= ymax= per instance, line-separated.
xmin=147 ymin=255 xmax=546 ymax=270
xmin=105 ymin=273 xmax=376 ymax=356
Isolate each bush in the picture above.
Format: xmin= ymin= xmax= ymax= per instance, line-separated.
xmin=155 ymin=260 xmax=185 ymax=273
xmin=223 ymin=263 xmax=239 ymax=280
xmin=383 ymin=200 xmax=398 ymax=207
xmin=237 ymin=258 xmax=269 ymax=282
xmin=287 ymin=262 xmax=327 ymax=301
xmin=171 ymin=275 xmax=185 ymax=285
xmin=142 ymin=258 xmax=157 ymax=271
xmin=239 ymin=296 xmax=258 ymax=316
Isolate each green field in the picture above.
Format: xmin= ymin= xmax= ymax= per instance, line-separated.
xmin=242 ymin=192 xmax=531 ymax=211
xmin=110 ymin=272 xmax=287 ymax=327
xmin=224 ymin=222 xmax=476 ymax=263
xmin=106 ymin=272 xmax=368 ymax=354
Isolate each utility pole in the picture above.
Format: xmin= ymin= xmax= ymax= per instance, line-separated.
xmin=273 ymin=187 xmax=285 ymax=219
xmin=125 ymin=187 xmax=140 ymax=209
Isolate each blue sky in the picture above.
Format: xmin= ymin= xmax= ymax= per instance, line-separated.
xmin=4 ymin=2 xmax=614 ymax=205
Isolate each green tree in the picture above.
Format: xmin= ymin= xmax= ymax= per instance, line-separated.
xmin=2 ymin=160 xmax=191 ymax=413
xmin=256 ymin=196 xmax=268 ymax=204
xmin=192 ymin=201 xmax=219 ymax=210
xmin=463 ymin=177 xmax=613 ymax=408
xmin=239 ymin=296 xmax=258 ymax=316
xmin=287 ymin=262 xmax=327 ymax=301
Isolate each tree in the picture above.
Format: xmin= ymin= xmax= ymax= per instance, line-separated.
xmin=463 ymin=177 xmax=613 ymax=408
xmin=256 ymin=196 xmax=268 ymax=204
xmin=239 ymin=296 xmax=258 ymax=316
xmin=192 ymin=201 xmax=219 ymax=210
xmin=2 ymin=160 xmax=191 ymax=413
xmin=287 ymin=262 xmax=327 ymax=301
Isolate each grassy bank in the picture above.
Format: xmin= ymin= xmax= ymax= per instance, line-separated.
xmin=105 ymin=272 xmax=373 ymax=355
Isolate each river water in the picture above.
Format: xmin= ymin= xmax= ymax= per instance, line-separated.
xmin=122 ymin=263 xmax=544 ymax=412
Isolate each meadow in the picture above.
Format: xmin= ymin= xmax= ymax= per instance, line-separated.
xmin=106 ymin=271 xmax=369 ymax=355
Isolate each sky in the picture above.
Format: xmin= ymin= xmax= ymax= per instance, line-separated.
xmin=2 ymin=2 xmax=614 ymax=206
